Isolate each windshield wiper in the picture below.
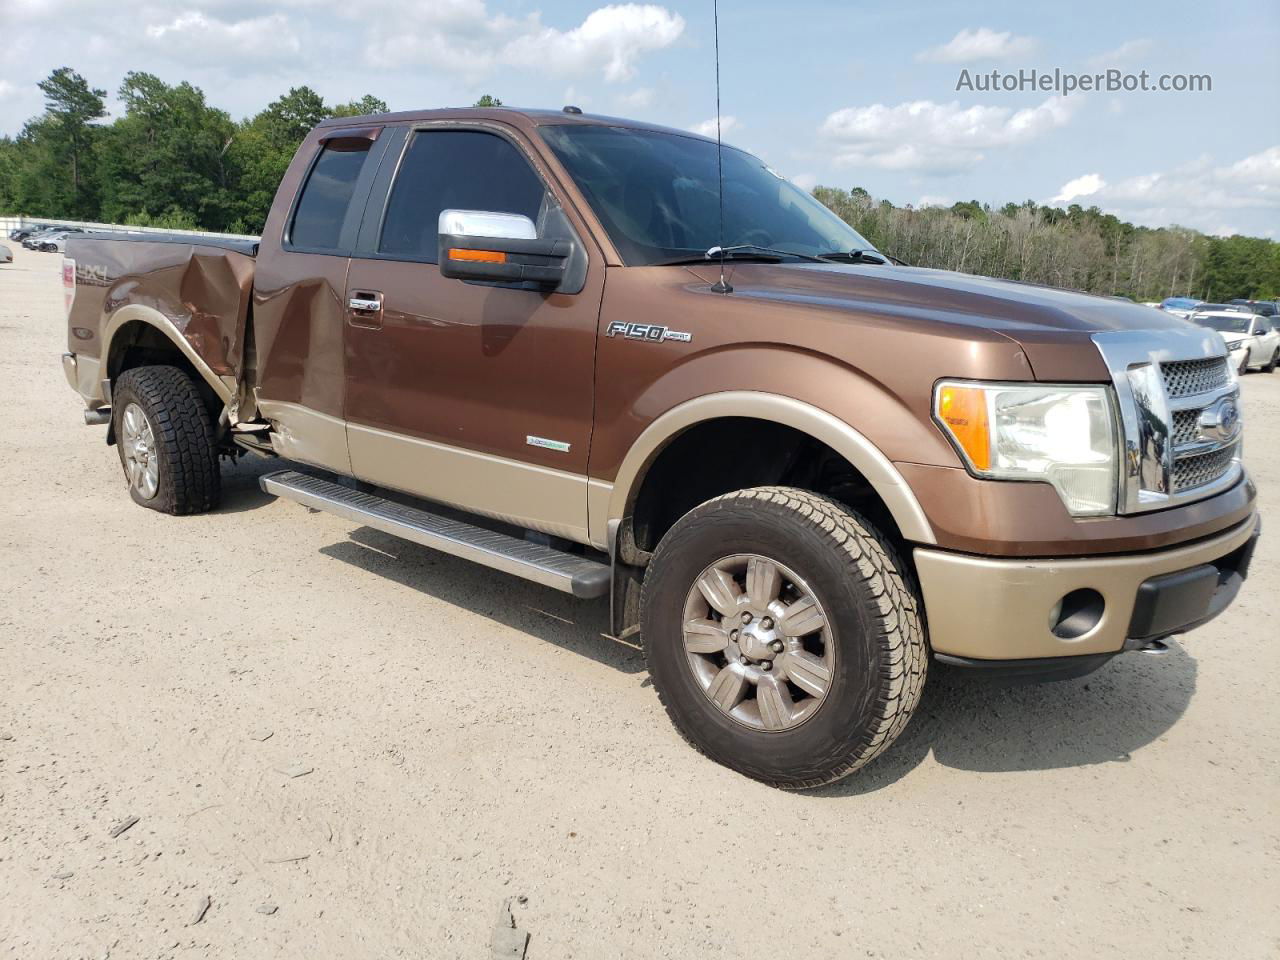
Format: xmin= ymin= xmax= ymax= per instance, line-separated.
xmin=706 ymin=244 xmax=826 ymax=263
xmin=816 ymin=248 xmax=889 ymax=265
xmin=656 ymin=250 xmax=787 ymax=266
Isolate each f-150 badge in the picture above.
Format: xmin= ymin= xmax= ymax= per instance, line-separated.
xmin=606 ymin=321 xmax=692 ymax=343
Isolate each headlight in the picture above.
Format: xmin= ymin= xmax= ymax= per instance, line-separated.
xmin=934 ymin=381 xmax=1118 ymax=517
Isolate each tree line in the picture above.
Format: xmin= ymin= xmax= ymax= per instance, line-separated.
xmin=0 ymin=68 xmax=389 ymax=235
xmin=1 ymin=68 xmax=1275 ymax=301
xmin=819 ymin=189 xmax=1278 ymax=303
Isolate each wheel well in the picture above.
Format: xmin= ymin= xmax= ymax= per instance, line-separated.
xmin=106 ymin=320 xmax=224 ymax=442
xmin=627 ymin=417 xmax=906 ymax=560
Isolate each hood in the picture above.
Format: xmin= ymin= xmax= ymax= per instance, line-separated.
xmin=693 ymin=261 xmax=1204 ymax=381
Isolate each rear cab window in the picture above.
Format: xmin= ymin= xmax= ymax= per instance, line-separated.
xmin=288 ymin=132 xmax=380 ymax=252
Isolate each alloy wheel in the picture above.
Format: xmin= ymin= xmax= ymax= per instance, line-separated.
xmin=682 ymin=554 xmax=834 ymax=732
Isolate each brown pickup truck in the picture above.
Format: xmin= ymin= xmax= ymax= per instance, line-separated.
xmin=63 ymin=107 xmax=1260 ymax=789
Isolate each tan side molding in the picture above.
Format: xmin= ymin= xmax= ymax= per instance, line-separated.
xmin=597 ymin=391 xmax=936 ymax=546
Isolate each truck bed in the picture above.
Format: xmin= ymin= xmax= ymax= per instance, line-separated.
xmin=64 ymin=232 xmax=259 ymax=408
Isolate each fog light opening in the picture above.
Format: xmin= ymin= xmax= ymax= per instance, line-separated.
xmin=1049 ymin=588 xmax=1105 ymax=640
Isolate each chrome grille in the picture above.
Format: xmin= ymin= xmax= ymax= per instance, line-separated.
xmin=1093 ymin=329 xmax=1242 ymax=514
xmin=1172 ymin=409 xmax=1201 ymax=446
xmin=1161 ymin=357 xmax=1229 ymax=398
xmin=1173 ymin=443 xmax=1238 ymax=492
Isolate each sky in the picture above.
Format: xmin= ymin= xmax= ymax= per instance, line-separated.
xmin=2 ymin=0 xmax=1278 ymax=237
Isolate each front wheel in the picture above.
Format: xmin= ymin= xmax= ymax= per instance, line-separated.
xmin=640 ymin=487 xmax=927 ymax=789
xmin=112 ymin=365 xmax=221 ymax=514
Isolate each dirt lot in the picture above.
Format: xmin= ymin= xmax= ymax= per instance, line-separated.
xmin=1 ymin=242 xmax=1277 ymax=959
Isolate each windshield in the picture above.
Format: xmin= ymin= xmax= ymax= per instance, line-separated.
xmin=1192 ymin=314 xmax=1250 ymax=333
xmin=539 ymin=124 xmax=875 ymax=266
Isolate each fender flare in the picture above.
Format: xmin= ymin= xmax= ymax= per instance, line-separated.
xmin=101 ymin=304 xmax=236 ymax=405
xmin=592 ymin=390 xmax=937 ymax=547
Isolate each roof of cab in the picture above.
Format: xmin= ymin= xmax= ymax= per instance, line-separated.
xmin=314 ymin=106 xmax=718 ymax=144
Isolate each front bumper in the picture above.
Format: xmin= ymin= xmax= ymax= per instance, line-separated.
xmin=914 ymin=511 xmax=1260 ymax=666
xmin=1228 ymin=343 xmax=1249 ymax=370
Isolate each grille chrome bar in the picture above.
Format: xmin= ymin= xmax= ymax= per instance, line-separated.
xmin=1161 ymin=357 xmax=1230 ymax=398
xmin=1092 ymin=329 xmax=1242 ymax=514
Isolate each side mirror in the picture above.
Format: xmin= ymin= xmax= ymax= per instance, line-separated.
xmin=438 ymin=209 xmax=574 ymax=289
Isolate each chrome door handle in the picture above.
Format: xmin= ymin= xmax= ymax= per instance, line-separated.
xmin=348 ymin=297 xmax=381 ymax=312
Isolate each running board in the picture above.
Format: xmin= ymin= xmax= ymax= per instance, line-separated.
xmin=259 ymin=470 xmax=610 ymax=599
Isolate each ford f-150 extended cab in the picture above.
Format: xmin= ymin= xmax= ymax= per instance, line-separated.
xmin=62 ymin=107 xmax=1260 ymax=789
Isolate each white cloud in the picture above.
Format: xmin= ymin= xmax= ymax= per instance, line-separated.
xmin=367 ymin=2 xmax=684 ymax=83
xmin=1086 ymin=38 xmax=1152 ymax=67
xmin=503 ymin=5 xmax=684 ymax=82
xmin=618 ymin=87 xmax=655 ymax=109
xmin=917 ymin=27 xmax=1036 ymax=63
xmin=790 ymin=172 xmax=818 ymax=192
xmin=917 ymin=194 xmax=952 ymax=208
xmin=819 ymin=96 xmax=1076 ymax=173
xmin=1047 ymin=146 xmax=1280 ymax=231
xmin=143 ymin=11 xmax=302 ymax=63
xmin=690 ymin=115 xmax=738 ymax=137
xmin=1051 ymin=173 xmax=1106 ymax=204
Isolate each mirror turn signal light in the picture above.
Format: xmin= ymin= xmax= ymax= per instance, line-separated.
xmin=447 ymin=248 xmax=507 ymax=263
xmin=936 ymin=384 xmax=990 ymax=470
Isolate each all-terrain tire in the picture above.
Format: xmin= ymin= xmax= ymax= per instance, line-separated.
xmin=112 ymin=365 xmax=221 ymax=514
xmin=640 ymin=486 xmax=928 ymax=790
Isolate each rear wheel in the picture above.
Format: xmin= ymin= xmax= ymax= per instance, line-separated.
xmin=641 ymin=486 xmax=927 ymax=789
xmin=1264 ymin=348 xmax=1278 ymax=374
xmin=112 ymin=366 xmax=221 ymax=514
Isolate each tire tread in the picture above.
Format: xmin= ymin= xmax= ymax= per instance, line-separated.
xmin=114 ymin=366 xmax=220 ymax=515
xmin=641 ymin=486 xmax=927 ymax=790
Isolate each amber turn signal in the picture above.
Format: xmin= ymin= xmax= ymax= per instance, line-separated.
xmin=448 ymin=248 xmax=506 ymax=263
xmin=936 ymin=384 xmax=990 ymax=471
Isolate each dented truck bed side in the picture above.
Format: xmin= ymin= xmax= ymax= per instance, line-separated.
xmin=64 ymin=232 xmax=257 ymax=414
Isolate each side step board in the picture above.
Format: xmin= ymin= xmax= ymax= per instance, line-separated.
xmin=259 ymin=470 xmax=610 ymax=599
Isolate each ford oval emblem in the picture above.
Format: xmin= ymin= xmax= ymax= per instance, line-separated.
xmin=1198 ymin=397 xmax=1240 ymax=442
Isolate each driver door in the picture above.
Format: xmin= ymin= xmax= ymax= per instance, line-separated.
xmin=342 ymin=125 xmax=604 ymax=543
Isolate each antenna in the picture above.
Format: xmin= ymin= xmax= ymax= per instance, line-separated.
xmin=710 ymin=0 xmax=731 ymax=294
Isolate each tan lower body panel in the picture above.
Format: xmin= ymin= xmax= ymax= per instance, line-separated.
xmin=63 ymin=353 xmax=103 ymax=406
xmin=347 ymin=422 xmax=590 ymax=544
xmin=259 ymin=400 xmax=352 ymax=476
xmin=915 ymin=512 xmax=1258 ymax=660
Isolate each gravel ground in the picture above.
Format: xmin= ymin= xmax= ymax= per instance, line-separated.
xmin=1 ymin=243 xmax=1277 ymax=959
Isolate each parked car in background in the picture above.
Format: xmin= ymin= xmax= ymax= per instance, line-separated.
xmin=1229 ymin=299 xmax=1279 ymax=318
xmin=9 ymin=223 xmax=53 ymax=242
xmin=1189 ymin=308 xmax=1280 ymax=373
xmin=1159 ymin=296 xmax=1203 ymax=318
xmin=22 ymin=228 xmax=61 ymax=249
xmin=24 ymin=227 xmax=81 ymax=251
xmin=37 ymin=231 xmax=72 ymax=253
xmin=1 ymin=243 xmax=12 ymax=264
